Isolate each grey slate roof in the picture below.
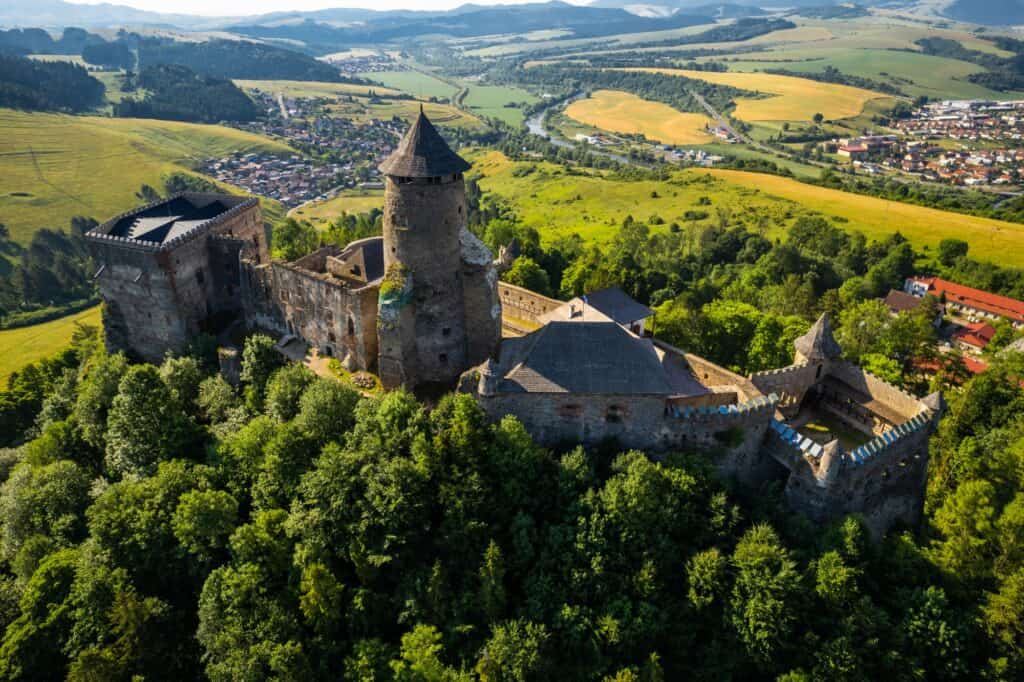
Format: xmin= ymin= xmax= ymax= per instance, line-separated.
xmin=580 ymin=287 xmax=653 ymax=324
xmin=795 ymin=313 xmax=842 ymax=361
xmin=497 ymin=321 xmax=675 ymax=395
xmin=378 ymin=109 xmax=471 ymax=178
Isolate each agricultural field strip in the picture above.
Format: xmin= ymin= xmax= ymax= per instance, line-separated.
xmin=564 ymin=90 xmax=713 ymax=145
xmin=0 ymin=306 xmax=101 ymax=387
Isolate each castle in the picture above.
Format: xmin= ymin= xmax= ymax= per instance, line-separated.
xmin=86 ymin=112 xmax=939 ymax=539
xmin=86 ymin=110 xmax=503 ymax=390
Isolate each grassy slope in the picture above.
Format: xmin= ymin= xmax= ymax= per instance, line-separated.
xmin=565 ymin=90 xmax=713 ymax=144
xmin=290 ymin=190 xmax=385 ymax=228
xmin=0 ymin=109 xmax=292 ymax=244
xmin=0 ymin=306 xmax=101 ymax=387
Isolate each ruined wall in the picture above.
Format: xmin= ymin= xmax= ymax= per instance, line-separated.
xmin=498 ymin=282 xmax=562 ymax=326
xmin=383 ymin=174 xmax=468 ymax=387
xmin=827 ymin=361 xmax=924 ymax=422
xmin=243 ymin=254 xmax=380 ymax=369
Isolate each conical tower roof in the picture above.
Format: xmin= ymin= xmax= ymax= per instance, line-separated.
xmin=795 ymin=313 xmax=842 ymax=362
xmin=379 ymin=108 xmax=471 ymax=178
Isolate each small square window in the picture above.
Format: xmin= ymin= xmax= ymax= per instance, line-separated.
xmin=439 ymin=353 xmax=448 ymax=363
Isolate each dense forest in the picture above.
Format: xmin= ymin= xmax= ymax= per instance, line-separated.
xmin=114 ymin=64 xmax=259 ymax=124
xmin=0 ymin=55 xmax=104 ymax=113
xmin=81 ymin=42 xmax=134 ymax=71
xmin=136 ymin=38 xmax=351 ymax=83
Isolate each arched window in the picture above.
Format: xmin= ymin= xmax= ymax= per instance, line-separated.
xmin=348 ymin=317 xmax=355 ymax=336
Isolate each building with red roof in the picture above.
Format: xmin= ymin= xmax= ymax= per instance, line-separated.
xmin=906 ymin=276 xmax=1024 ymax=327
xmin=952 ymin=322 xmax=997 ymax=353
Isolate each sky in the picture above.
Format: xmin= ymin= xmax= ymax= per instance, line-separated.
xmin=65 ymin=0 xmax=587 ymax=17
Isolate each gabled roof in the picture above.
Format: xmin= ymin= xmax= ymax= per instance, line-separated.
xmin=909 ymin=276 xmax=1024 ymax=324
xmin=539 ymin=287 xmax=654 ymax=327
xmin=496 ymin=322 xmax=675 ymax=395
xmin=794 ymin=313 xmax=842 ymax=362
xmin=884 ymin=290 xmax=924 ymax=315
xmin=952 ymin=322 xmax=996 ymax=349
xmin=378 ymin=109 xmax=471 ymax=178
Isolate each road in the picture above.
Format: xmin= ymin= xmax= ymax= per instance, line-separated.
xmin=686 ymin=88 xmax=795 ymax=160
xmin=277 ymin=93 xmax=289 ymax=120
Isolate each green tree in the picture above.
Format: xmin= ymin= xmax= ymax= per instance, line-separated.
xmin=729 ymin=524 xmax=799 ymax=666
xmin=503 ymin=257 xmax=552 ymax=297
xmin=293 ymin=377 xmax=360 ymax=446
xmin=480 ymin=540 xmax=507 ymax=623
xmin=938 ymin=238 xmax=969 ymax=266
xmin=240 ymin=334 xmax=282 ymax=410
xmin=475 ymin=620 xmax=550 ymax=682
xmin=72 ymin=351 xmax=129 ymax=451
xmin=159 ymin=355 xmax=204 ymax=414
xmin=264 ymin=363 xmax=315 ymax=422
xmin=172 ymin=489 xmax=239 ymax=562
xmin=105 ymin=365 xmax=195 ymax=479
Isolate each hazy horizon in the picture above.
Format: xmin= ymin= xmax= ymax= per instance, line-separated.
xmin=63 ymin=0 xmax=590 ymax=17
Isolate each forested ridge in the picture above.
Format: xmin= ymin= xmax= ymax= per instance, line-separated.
xmin=114 ymin=64 xmax=260 ymax=124
xmin=0 ymin=55 xmax=104 ymax=113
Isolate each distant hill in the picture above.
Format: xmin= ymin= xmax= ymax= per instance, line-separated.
xmin=944 ymin=0 xmax=1024 ymax=26
xmin=230 ymin=2 xmax=715 ymax=51
xmin=136 ymin=38 xmax=350 ymax=82
xmin=114 ymin=64 xmax=260 ymax=123
xmin=0 ymin=27 xmax=104 ymax=55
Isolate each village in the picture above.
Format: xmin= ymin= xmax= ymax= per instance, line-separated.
xmin=822 ymin=99 xmax=1024 ymax=187
xmin=199 ymin=90 xmax=407 ymax=208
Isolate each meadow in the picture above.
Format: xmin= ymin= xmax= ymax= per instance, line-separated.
xmin=290 ymin=190 xmax=385 ymax=228
xmin=325 ymin=98 xmax=481 ymax=128
xmin=0 ymin=305 xmax=101 ymax=387
xmin=359 ymin=70 xmax=457 ymax=100
xmin=624 ymin=68 xmax=891 ymax=123
xmin=460 ymin=84 xmax=539 ymax=125
xmin=565 ymin=90 xmax=713 ymax=145
xmin=0 ymin=109 xmax=292 ymax=244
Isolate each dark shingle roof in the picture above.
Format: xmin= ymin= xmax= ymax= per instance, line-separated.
xmin=582 ymin=287 xmax=654 ymax=325
xmin=884 ymin=290 xmax=923 ymax=315
xmin=497 ymin=322 xmax=675 ymax=394
xmin=378 ymin=109 xmax=471 ymax=178
xmin=795 ymin=313 xmax=842 ymax=362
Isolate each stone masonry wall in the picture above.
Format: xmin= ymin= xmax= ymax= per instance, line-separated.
xmin=382 ymin=175 xmax=468 ymax=387
xmin=828 ymin=361 xmax=923 ymax=422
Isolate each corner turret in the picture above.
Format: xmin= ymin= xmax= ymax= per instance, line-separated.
xmin=794 ymin=313 xmax=842 ymax=365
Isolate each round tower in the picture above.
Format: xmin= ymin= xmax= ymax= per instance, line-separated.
xmin=377 ymin=109 xmax=474 ymax=388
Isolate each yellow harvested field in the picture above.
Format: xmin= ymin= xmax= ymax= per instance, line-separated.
xmin=626 ymin=68 xmax=889 ymax=122
xmin=699 ymin=169 xmax=1024 ymax=266
xmin=565 ymin=90 xmax=713 ymax=144
xmin=0 ymin=306 xmax=101 ymax=387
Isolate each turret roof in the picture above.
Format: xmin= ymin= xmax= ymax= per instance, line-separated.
xmin=378 ymin=109 xmax=471 ymax=178
xmin=794 ymin=313 xmax=842 ymax=362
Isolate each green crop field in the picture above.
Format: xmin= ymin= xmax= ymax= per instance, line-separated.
xmin=464 ymin=150 xmax=1024 ymax=267
xmin=460 ymin=84 xmax=539 ymax=124
xmin=290 ymin=190 xmax=385 ymax=228
xmin=360 ymin=70 xmax=457 ymax=100
xmin=0 ymin=306 xmax=101 ymax=387
xmin=0 ymin=109 xmax=292 ymax=244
